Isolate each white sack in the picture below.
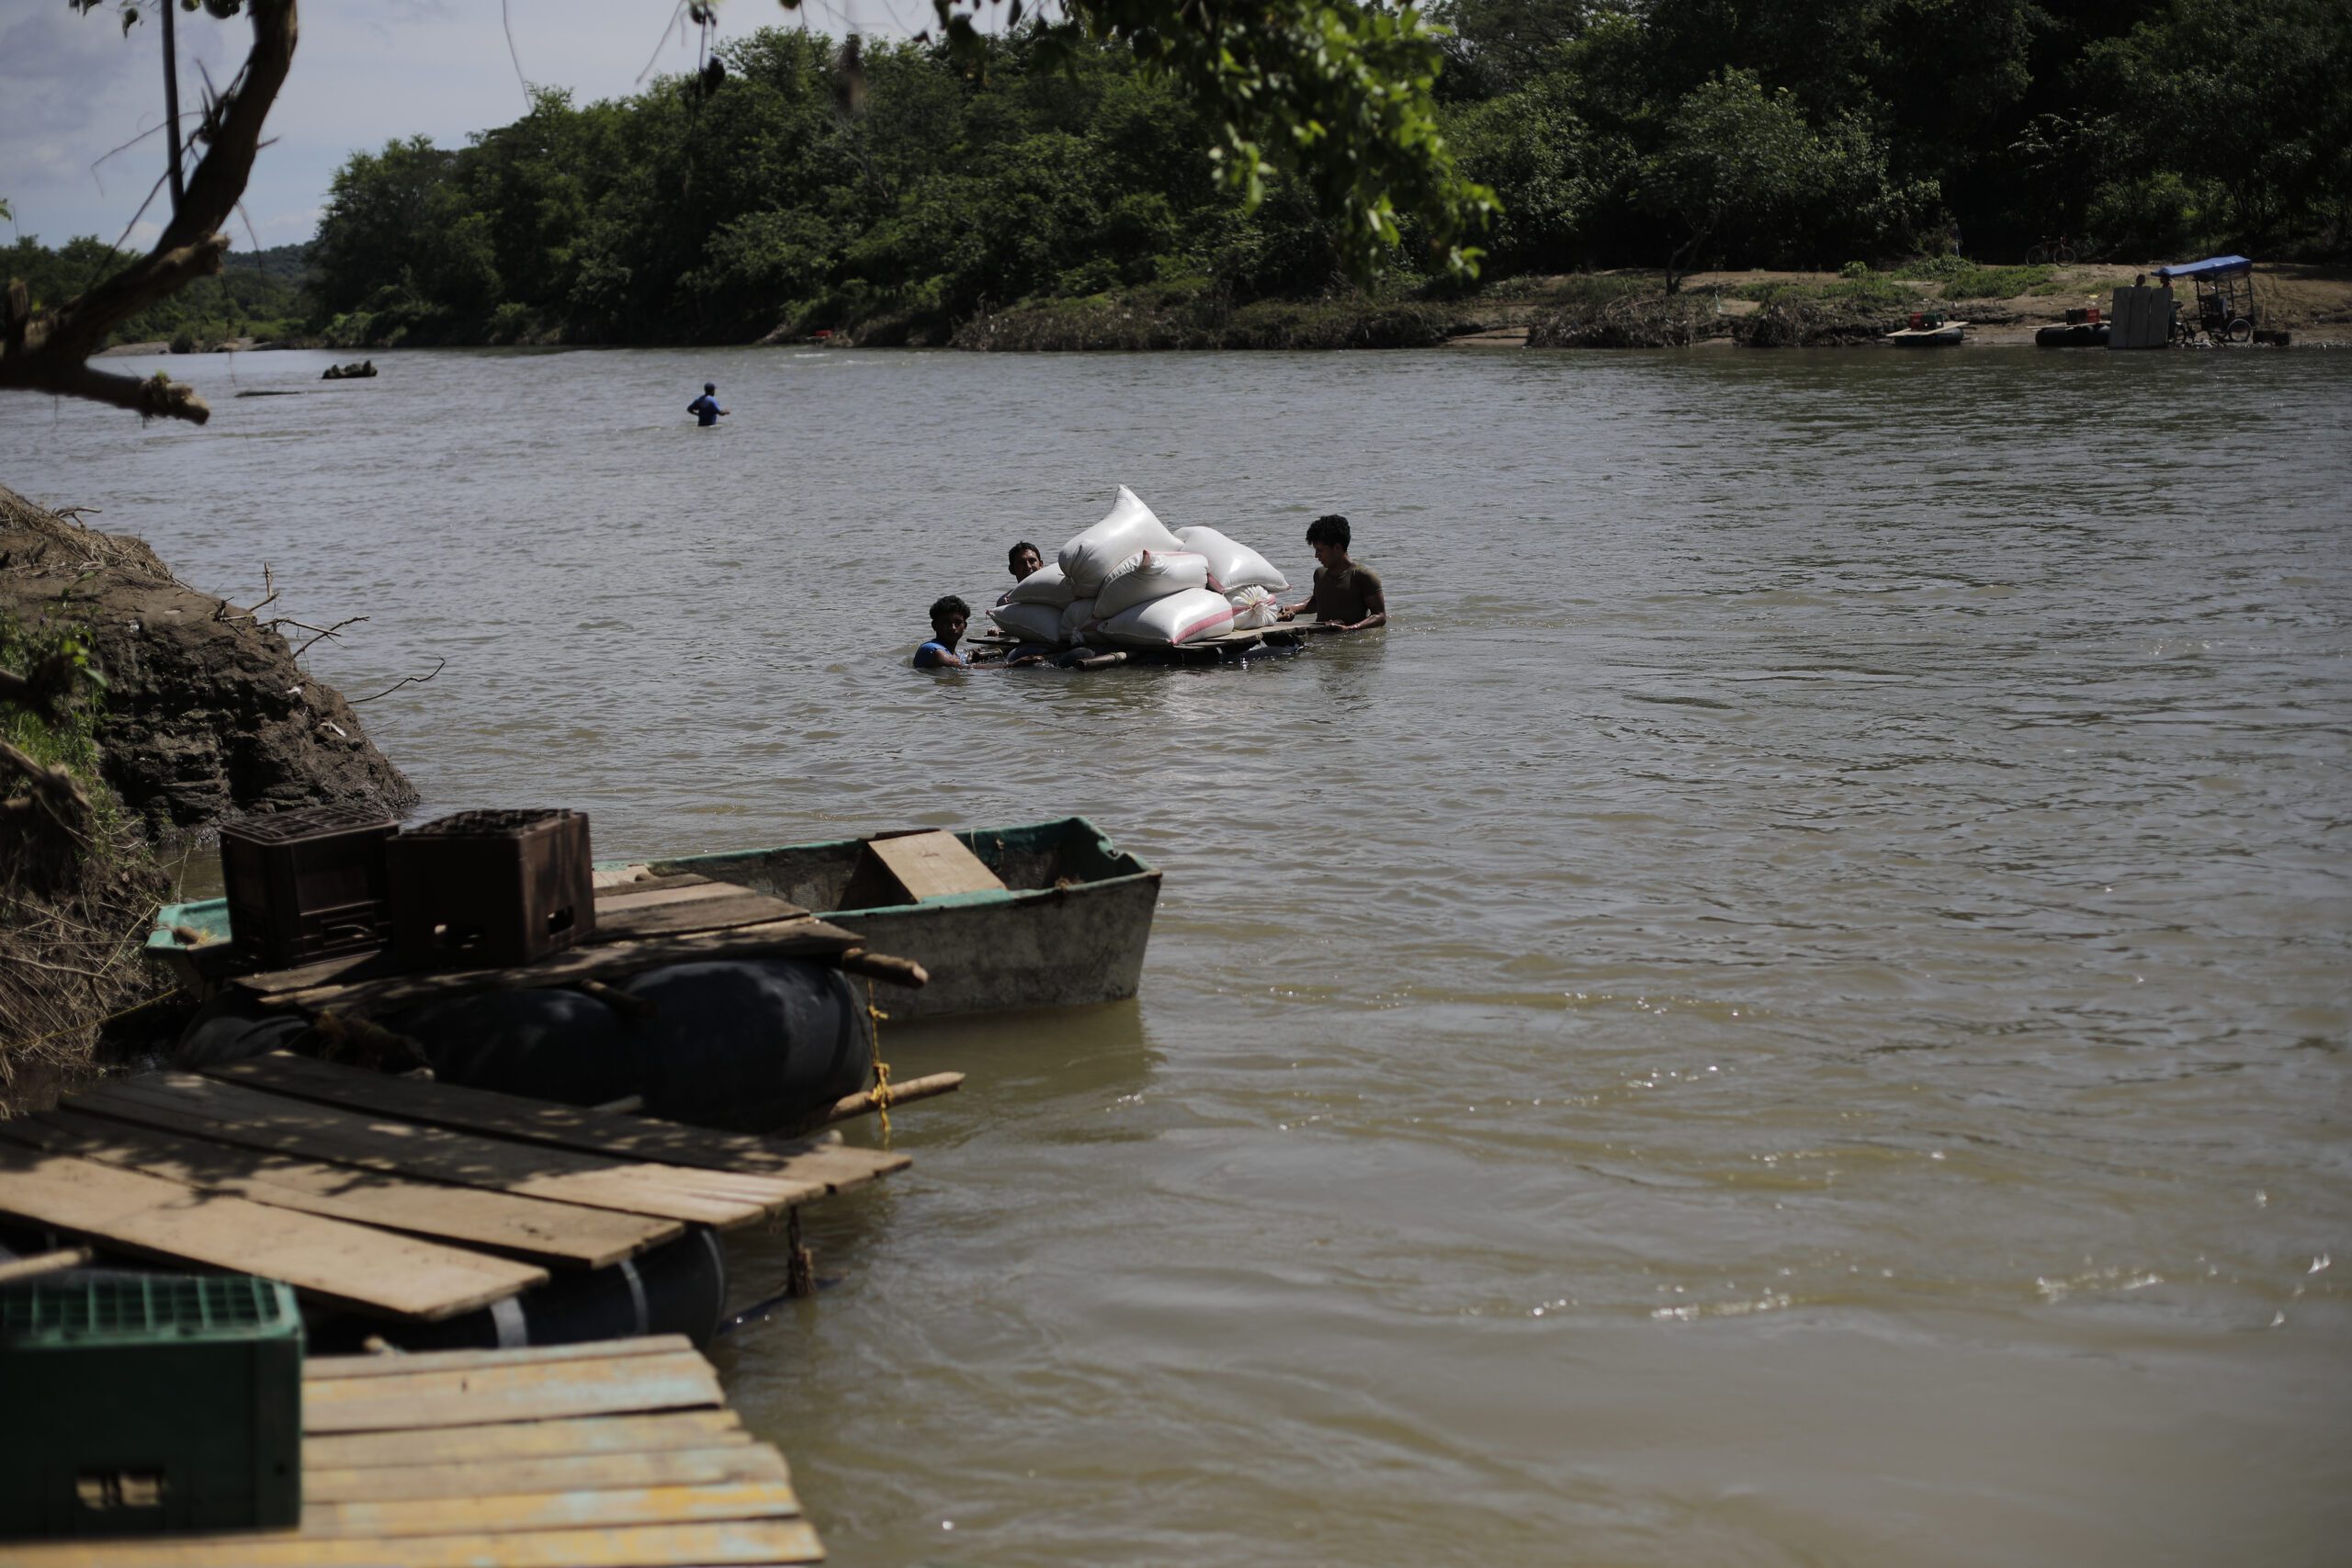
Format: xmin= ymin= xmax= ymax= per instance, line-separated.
xmin=1227 ymin=584 xmax=1280 ymax=630
xmin=1005 ymin=562 xmax=1076 ymax=607
xmin=1175 ymin=525 xmax=1288 ymax=592
xmin=1097 ymin=585 xmax=1236 ymax=648
xmin=1060 ymin=487 xmax=1184 ymax=594
xmin=1059 ymin=598 xmax=1100 ymax=647
xmin=988 ymin=600 xmax=1063 ymax=645
xmin=1094 ymin=549 xmax=1210 ymax=618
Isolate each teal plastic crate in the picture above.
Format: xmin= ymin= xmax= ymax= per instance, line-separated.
xmin=0 ymin=1272 xmax=303 ymax=1538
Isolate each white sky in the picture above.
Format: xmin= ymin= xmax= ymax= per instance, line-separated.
xmin=1 ymin=0 xmax=945 ymax=254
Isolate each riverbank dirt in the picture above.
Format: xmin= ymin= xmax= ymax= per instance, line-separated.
xmin=2 ymin=485 xmax=420 ymax=1105
xmin=0 ymin=486 xmax=417 ymax=840
xmin=1451 ymin=263 xmax=2352 ymax=349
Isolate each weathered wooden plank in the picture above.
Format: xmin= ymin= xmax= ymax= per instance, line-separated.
xmin=306 ymin=1348 xmax=717 ymax=1411
xmin=301 ymin=1442 xmax=788 ymax=1504
xmin=0 ymin=1518 xmax=826 ymax=1567
xmin=66 ymin=1075 xmax=775 ymax=1228
xmin=205 ymin=1053 xmax=906 ymax=1192
xmin=593 ymin=889 xmax=811 ymax=943
xmin=245 ymin=916 xmax=867 ymax=1014
xmin=17 ymin=1110 xmax=680 ymax=1269
xmin=303 ymin=1350 xmax=725 ymax=1432
xmin=303 ymin=1409 xmax=745 ymax=1471
xmin=307 ymin=1336 xmax=695 ymax=1382
xmin=0 ymin=1143 xmax=545 ymax=1320
xmin=302 ymin=1480 xmax=801 ymax=1539
xmin=866 ymin=829 xmax=1006 ymax=901
xmin=592 ymin=877 xmax=722 ymax=909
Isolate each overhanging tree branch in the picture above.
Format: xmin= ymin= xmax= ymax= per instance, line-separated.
xmin=0 ymin=1 xmax=299 ymax=425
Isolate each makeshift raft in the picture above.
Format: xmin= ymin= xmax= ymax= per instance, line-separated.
xmin=973 ymin=620 xmax=1329 ymax=669
xmin=0 ymin=1053 xmax=907 ymax=1325
xmin=1 ymin=1336 xmax=825 ymax=1567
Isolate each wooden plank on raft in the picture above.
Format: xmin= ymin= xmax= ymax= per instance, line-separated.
xmin=239 ymin=915 xmax=868 ymax=1015
xmin=14 ymin=1110 xmax=681 ymax=1269
xmin=865 ymin=829 xmax=1007 ymax=901
xmin=302 ymin=1480 xmax=803 ymax=1539
xmin=303 ymin=1409 xmax=746 ymax=1471
xmin=301 ymin=1442 xmax=789 ymax=1504
xmin=0 ymin=1518 xmax=826 ymax=1568
xmin=0 ymin=1143 xmax=546 ymax=1320
xmin=62 ymin=1075 xmax=802 ymax=1228
xmin=590 ymin=890 xmax=811 ymax=942
xmin=303 ymin=1348 xmax=727 ymax=1433
xmin=207 ymin=1052 xmax=910 ymax=1190
xmin=306 ymin=1335 xmax=696 ymax=1381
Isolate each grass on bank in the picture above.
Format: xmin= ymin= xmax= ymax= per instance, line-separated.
xmin=1 ymin=610 xmax=171 ymax=1100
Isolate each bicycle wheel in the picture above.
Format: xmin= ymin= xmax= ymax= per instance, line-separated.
xmin=2223 ymin=317 xmax=2253 ymax=344
xmin=2052 ymin=243 xmax=2076 ymax=267
xmin=2025 ymin=243 xmax=2052 ymax=266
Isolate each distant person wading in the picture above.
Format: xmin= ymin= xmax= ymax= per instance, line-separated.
xmin=687 ymin=382 xmax=728 ymax=427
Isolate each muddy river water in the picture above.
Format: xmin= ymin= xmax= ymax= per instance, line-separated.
xmin=5 ymin=342 xmax=2348 ymax=1565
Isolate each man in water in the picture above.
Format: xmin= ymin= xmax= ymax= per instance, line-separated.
xmin=687 ymin=382 xmax=728 ymax=427
xmin=998 ymin=540 xmax=1045 ymax=606
xmin=1276 ymin=513 xmax=1386 ymax=631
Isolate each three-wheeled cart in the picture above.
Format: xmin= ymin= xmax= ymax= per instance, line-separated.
xmin=2154 ymin=255 xmax=2257 ymax=344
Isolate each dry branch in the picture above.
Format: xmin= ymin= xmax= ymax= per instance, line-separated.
xmin=0 ymin=1 xmax=298 ymax=424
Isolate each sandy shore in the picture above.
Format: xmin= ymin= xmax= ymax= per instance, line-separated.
xmin=1446 ymin=262 xmax=2352 ymax=349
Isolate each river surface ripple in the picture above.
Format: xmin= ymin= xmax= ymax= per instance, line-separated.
xmin=6 ymin=343 xmax=2349 ymax=1566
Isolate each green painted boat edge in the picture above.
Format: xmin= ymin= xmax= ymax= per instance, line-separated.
xmin=146 ymin=815 xmax=1158 ymax=956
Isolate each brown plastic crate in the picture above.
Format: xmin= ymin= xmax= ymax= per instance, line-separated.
xmin=218 ymin=805 xmax=397 ymax=967
xmin=386 ymin=808 xmax=595 ymax=969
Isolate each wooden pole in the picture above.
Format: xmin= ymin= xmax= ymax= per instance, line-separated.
xmin=0 ymin=1247 xmax=94 ymax=1287
xmin=823 ymin=1071 xmax=963 ymax=1124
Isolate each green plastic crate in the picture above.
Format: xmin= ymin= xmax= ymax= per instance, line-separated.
xmin=0 ymin=1273 xmax=302 ymax=1538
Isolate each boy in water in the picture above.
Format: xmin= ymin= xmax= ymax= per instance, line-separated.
xmin=914 ymin=595 xmax=973 ymax=669
xmin=1276 ymin=513 xmax=1387 ymax=631
xmin=687 ymin=382 xmax=728 ymax=427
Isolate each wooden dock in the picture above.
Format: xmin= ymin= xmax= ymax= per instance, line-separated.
xmin=1 ymin=1337 xmax=824 ymax=1566
xmin=0 ymin=1053 xmax=907 ymax=1321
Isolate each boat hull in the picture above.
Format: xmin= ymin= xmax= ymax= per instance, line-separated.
xmin=148 ymin=818 xmax=1160 ymax=1022
xmin=650 ymin=818 xmax=1160 ymax=1021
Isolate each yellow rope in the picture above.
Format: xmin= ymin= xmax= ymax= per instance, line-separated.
xmin=865 ymin=978 xmax=894 ymax=1145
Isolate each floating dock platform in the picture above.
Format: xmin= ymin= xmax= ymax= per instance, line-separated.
xmin=2 ymin=1336 xmax=824 ymax=1566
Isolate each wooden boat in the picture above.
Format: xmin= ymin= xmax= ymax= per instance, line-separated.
xmin=149 ymin=816 xmax=1159 ymax=1021
xmin=1883 ymin=319 xmax=1967 ymax=346
xmin=639 ymin=818 xmax=1159 ymax=1020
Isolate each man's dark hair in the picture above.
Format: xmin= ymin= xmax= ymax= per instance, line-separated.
xmin=1306 ymin=513 xmax=1351 ymax=551
xmin=929 ymin=594 xmax=970 ymax=627
xmin=1008 ymin=541 xmax=1041 ymax=571
xmin=703 ymin=382 xmax=715 ymax=393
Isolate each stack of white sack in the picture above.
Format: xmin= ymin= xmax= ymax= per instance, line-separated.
xmin=988 ymin=560 xmax=1077 ymax=645
xmin=992 ymin=488 xmax=1294 ymax=649
xmin=1174 ymin=525 xmax=1288 ymax=595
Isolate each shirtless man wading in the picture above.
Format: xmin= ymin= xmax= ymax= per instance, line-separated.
xmin=1277 ymin=513 xmax=1386 ymax=631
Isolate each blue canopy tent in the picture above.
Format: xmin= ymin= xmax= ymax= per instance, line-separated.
xmin=2154 ymin=255 xmax=2252 ymax=280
